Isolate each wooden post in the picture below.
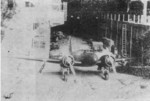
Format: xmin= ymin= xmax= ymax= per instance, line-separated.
xmin=105 ymin=27 xmax=107 ymax=37
xmin=116 ymin=21 xmax=118 ymax=49
xmin=141 ymin=41 xmax=144 ymax=66
xmin=110 ymin=19 xmax=113 ymax=39
xmin=130 ymin=26 xmax=133 ymax=60
xmin=114 ymin=14 xmax=116 ymax=21
xmin=111 ymin=14 xmax=113 ymax=20
xmin=118 ymin=14 xmax=120 ymax=21
xmin=133 ymin=14 xmax=136 ymax=23
xmin=138 ymin=15 xmax=140 ymax=24
xmin=123 ymin=14 xmax=125 ymax=22
xmin=128 ymin=14 xmax=130 ymax=22
xmin=139 ymin=15 xmax=141 ymax=24
xmin=141 ymin=29 xmax=144 ymax=66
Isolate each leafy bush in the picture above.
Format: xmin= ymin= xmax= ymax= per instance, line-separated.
xmin=1 ymin=0 xmax=16 ymax=22
xmin=1 ymin=0 xmax=16 ymax=41
xmin=143 ymin=31 xmax=150 ymax=65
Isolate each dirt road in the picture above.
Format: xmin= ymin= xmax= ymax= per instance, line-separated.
xmin=2 ymin=36 xmax=150 ymax=101
xmin=36 ymin=62 xmax=150 ymax=101
xmin=1 ymin=58 xmax=150 ymax=101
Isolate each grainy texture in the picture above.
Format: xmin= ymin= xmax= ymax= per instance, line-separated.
xmin=2 ymin=36 xmax=150 ymax=101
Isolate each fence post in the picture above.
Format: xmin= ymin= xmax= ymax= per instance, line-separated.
xmin=111 ymin=13 xmax=113 ymax=20
xmin=130 ymin=26 xmax=133 ymax=61
xmin=116 ymin=21 xmax=118 ymax=48
xmin=118 ymin=14 xmax=120 ymax=21
xmin=128 ymin=14 xmax=130 ymax=22
xmin=133 ymin=14 xmax=136 ymax=23
xmin=123 ymin=14 xmax=125 ymax=22
xmin=114 ymin=14 xmax=116 ymax=21
xmin=138 ymin=15 xmax=140 ymax=24
xmin=141 ymin=29 xmax=144 ymax=66
xmin=110 ymin=20 xmax=113 ymax=39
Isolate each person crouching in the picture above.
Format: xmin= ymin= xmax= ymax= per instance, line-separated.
xmin=60 ymin=55 xmax=75 ymax=81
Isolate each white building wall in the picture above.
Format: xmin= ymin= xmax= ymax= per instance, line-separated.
xmin=3 ymin=0 xmax=67 ymax=59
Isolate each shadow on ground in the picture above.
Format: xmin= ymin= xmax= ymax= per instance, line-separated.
xmin=41 ymin=67 xmax=105 ymax=81
xmin=42 ymin=68 xmax=99 ymax=77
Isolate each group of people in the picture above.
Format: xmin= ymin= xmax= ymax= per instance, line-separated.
xmin=60 ymin=37 xmax=117 ymax=81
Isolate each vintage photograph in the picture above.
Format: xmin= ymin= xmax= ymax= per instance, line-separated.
xmin=1 ymin=0 xmax=150 ymax=101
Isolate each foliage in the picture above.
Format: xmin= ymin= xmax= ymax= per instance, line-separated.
xmin=143 ymin=31 xmax=150 ymax=65
xmin=1 ymin=0 xmax=16 ymax=23
xmin=129 ymin=1 xmax=143 ymax=14
xmin=1 ymin=0 xmax=16 ymax=41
